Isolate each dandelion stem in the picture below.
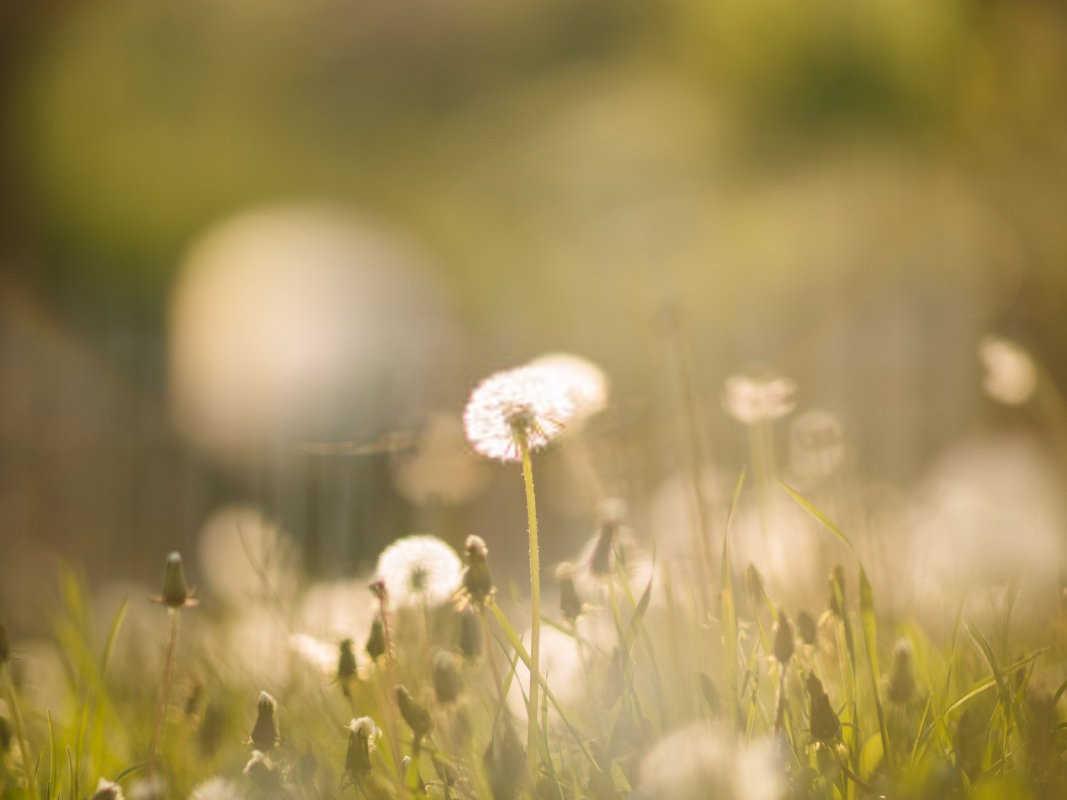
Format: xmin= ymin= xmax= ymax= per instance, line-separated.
xmin=518 ymin=433 xmax=542 ymax=772
xmin=1 ymin=664 xmax=34 ymax=793
xmin=150 ymin=608 xmax=180 ymax=765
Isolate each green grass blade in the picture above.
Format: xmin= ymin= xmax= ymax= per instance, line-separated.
xmin=779 ymin=481 xmax=855 ymax=554
xmin=858 ymin=567 xmax=891 ymax=770
xmin=720 ymin=468 xmax=746 ymax=730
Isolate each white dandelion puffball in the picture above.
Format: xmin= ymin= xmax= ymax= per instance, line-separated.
xmin=637 ymin=723 xmax=784 ymax=800
xmin=979 ymin=336 xmax=1037 ymax=406
xmin=288 ymin=632 xmax=340 ymax=676
xmin=375 ymin=535 xmax=462 ymax=608
xmin=723 ymin=374 xmax=796 ymax=425
xmin=463 ymin=366 xmax=575 ymax=461
xmin=525 ymin=353 xmax=609 ymax=426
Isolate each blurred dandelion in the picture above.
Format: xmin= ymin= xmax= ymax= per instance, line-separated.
xmin=375 ymin=535 xmax=462 ymax=608
xmin=789 ymin=409 xmax=846 ymax=482
xmin=189 ymin=777 xmax=243 ymax=800
xmin=391 ymin=414 xmax=489 ymax=506
xmin=637 ymin=723 xmax=783 ymax=800
xmin=288 ymin=633 xmax=338 ymax=677
xmin=525 ymin=353 xmax=609 ymax=430
xmin=979 ymin=335 xmax=1037 ymax=406
xmin=297 ymin=579 xmax=373 ymax=643
xmin=345 ymin=716 xmax=380 ymax=780
xmin=197 ymin=506 xmax=299 ymax=609
xmin=723 ymin=374 xmax=796 ymax=426
xmin=91 ymin=779 xmax=125 ymax=800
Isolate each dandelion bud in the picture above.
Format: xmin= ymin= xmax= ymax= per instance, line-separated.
xmin=589 ymin=521 xmax=618 ymax=578
xmin=395 ymin=685 xmax=433 ymax=739
xmin=91 ymin=779 xmax=125 ymax=800
xmin=828 ymin=565 xmax=846 ymax=617
xmin=483 ymin=717 xmax=525 ymax=800
xmin=462 ymin=534 xmax=494 ymax=605
xmin=796 ymin=610 xmax=817 ymax=646
xmin=432 ymin=650 xmax=463 ymax=705
xmin=250 ymin=691 xmax=279 ymax=752
xmin=773 ymin=610 xmax=795 ymax=666
xmin=886 ymin=639 xmax=916 ymax=706
xmin=457 ymin=607 xmax=482 ymax=660
xmin=160 ymin=551 xmax=192 ymax=608
xmin=345 ymin=717 xmax=379 ymax=779
xmin=365 ymin=616 xmax=386 ymax=662
xmin=555 ymin=562 xmax=582 ymax=623
xmin=806 ymin=672 xmax=840 ymax=744
xmin=0 ymin=621 xmax=9 ymax=665
xmin=337 ymin=639 xmax=358 ymax=691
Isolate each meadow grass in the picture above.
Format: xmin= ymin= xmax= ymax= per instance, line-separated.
xmin=1 ymin=352 xmax=1065 ymax=799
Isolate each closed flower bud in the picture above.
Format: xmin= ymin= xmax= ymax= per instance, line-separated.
xmin=250 ymin=691 xmax=279 ymax=752
xmin=589 ymin=521 xmax=618 ymax=578
xmin=432 ymin=650 xmax=463 ymax=705
xmin=806 ymin=672 xmax=840 ymax=743
xmin=157 ymin=551 xmax=196 ymax=609
xmin=555 ymin=562 xmax=582 ymax=623
xmin=337 ymin=639 xmax=358 ymax=691
xmin=91 ymin=779 xmax=125 ymax=800
xmin=395 ymin=685 xmax=433 ymax=739
xmin=457 ymin=607 xmax=482 ymax=660
xmin=886 ymin=639 xmax=916 ymax=705
xmin=345 ymin=717 xmax=379 ymax=779
xmin=365 ymin=616 xmax=386 ymax=662
xmin=773 ymin=610 xmax=795 ymax=666
xmin=796 ymin=610 xmax=817 ymax=646
xmin=463 ymin=535 xmax=494 ymax=605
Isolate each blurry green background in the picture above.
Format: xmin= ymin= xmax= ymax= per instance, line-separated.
xmin=2 ymin=0 xmax=1067 ymax=628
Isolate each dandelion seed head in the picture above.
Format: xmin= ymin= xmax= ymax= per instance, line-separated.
xmin=979 ymin=335 xmax=1037 ymax=406
xmin=298 ymin=579 xmax=373 ymax=643
xmin=723 ymin=373 xmax=796 ymax=426
xmin=288 ymin=632 xmax=338 ymax=676
xmin=463 ymin=366 xmax=574 ymax=461
xmin=91 ymin=779 xmax=125 ymax=800
xmin=348 ymin=716 xmax=379 ymax=741
xmin=789 ymin=409 xmax=845 ymax=482
xmin=525 ymin=353 xmax=609 ymax=425
xmin=375 ymin=535 xmax=462 ymax=608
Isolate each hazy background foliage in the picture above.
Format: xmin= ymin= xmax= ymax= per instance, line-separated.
xmin=2 ymin=0 xmax=1067 ymax=632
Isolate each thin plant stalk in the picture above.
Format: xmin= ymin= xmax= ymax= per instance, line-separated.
xmin=517 ymin=432 xmax=542 ymax=772
xmin=2 ymin=663 xmax=34 ymax=793
xmin=149 ymin=608 xmax=180 ymax=764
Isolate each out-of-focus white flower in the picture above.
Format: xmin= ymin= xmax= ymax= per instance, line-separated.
xmin=212 ymin=607 xmax=292 ymax=687
xmin=723 ymin=374 xmax=796 ymax=425
xmin=463 ymin=366 xmax=574 ymax=461
xmin=979 ymin=336 xmax=1037 ymax=406
xmin=375 ymin=535 xmax=462 ymax=608
xmin=507 ymin=619 xmax=613 ymax=723
xmin=198 ymin=506 xmax=299 ymax=608
xmin=391 ymin=414 xmax=489 ymax=506
xmin=571 ymin=511 xmax=657 ymax=607
xmin=288 ymin=633 xmax=339 ymax=677
xmin=189 ymin=777 xmax=244 ymax=800
xmin=525 ymin=353 xmax=609 ymax=428
xmin=789 ymin=409 xmax=845 ymax=482
xmin=730 ymin=495 xmax=821 ymax=606
xmin=298 ymin=579 xmax=373 ymax=644
xmin=637 ymin=723 xmax=784 ymax=800
xmin=906 ymin=434 xmax=1064 ymax=621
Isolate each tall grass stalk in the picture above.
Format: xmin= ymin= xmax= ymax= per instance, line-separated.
xmin=149 ymin=608 xmax=180 ymax=764
xmin=2 ymin=662 xmax=34 ymax=793
xmin=517 ymin=432 xmax=542 ymax=771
